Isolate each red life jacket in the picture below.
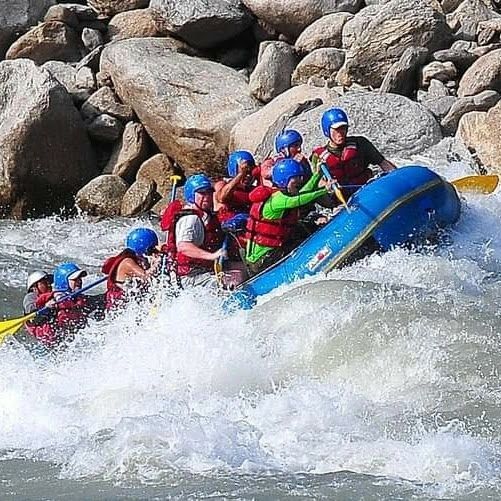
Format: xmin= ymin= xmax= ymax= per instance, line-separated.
xmin=160 ymin=201 xmax=223 ymax=276
xmin=245 ymin=186 xmax=299 ymax=248
xmin=53 ymin=295 xmax=89 ymax=331
xmin=25 ymin=322 xmax=58 ymax=347
xmin=313 ymin=140 xmax=372 ymax=188
xmin=215 ymin=181 xmax=252 ymax=223
xmin=101 ymin=249 xmax=142 ymax=310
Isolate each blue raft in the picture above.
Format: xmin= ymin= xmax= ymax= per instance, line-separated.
xmin=226 ymin=165 xmax=461 ymax=310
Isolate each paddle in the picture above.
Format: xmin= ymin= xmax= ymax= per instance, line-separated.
xmin=0 ymin=275 xmax=107 ymax=344
xmin=214 ymin=236 xmax=229 ymax=288
xmin=319 ymin=163 xmax=350 ymax=212
xmin=451 ymin=175 xmax=499 ymax=194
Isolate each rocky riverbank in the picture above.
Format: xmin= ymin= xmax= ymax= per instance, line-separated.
xmin=1 ymin=0 xmax=500 ymax=219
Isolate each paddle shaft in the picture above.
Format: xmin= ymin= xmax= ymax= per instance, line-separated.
xmin=319 ymin=163 xmax=350 ymax=211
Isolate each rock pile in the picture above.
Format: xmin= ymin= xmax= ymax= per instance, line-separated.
xmin=1 ymin=0 xmax=500 ymax=218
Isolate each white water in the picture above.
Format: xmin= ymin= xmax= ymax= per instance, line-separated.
xmin=1 ymin=140 xmax=501 ymax=498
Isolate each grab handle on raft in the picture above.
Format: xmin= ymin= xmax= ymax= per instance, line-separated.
xmin=319 ymin=163 xmax=350 ymax=212
xmin=0 ymin=275 xmax=108 ymax=344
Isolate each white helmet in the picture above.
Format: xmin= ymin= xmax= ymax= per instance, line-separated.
xmin=26 ymin=271 xmax=50 ymax=291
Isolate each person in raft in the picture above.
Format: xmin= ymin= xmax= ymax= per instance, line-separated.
xmin=245 ymin=158 xmax=335 ymax=276
xmin=310 ymin=107 xmax=396 ymax=204
xmin=23 ymin=270 xmax=58 ymax=347
xmin=161 ymin=173 xmax=251 ymax=288
xmin=101 ymin=228 xmax=161 ymax=310
xmin=252 ymin=129 xmax=311 ymax=188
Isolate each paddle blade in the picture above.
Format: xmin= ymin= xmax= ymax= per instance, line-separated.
xmin=214 ymin=260 xmax=224 ymax=288
xmin=334 ymin=186 xmax=350 ymax=212
xmin=452 ymin=175 xmax=499 ymax=194
xmin=0 ymin=312 xmax=35 ymax=344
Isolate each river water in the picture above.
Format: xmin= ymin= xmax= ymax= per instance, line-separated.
xmin=1 ymin=141 xmax=501 ymax=500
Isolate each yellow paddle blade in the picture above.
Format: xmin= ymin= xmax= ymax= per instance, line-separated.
xmin=0 ymin=312 xmax=36 ymax=344
xmin=334 ymin=186 xmax=350 ymax=212
xmin=452 ymin=175 xmax=499 ymax=194
xmin=214 ymin=260 xmax=224 ymax=288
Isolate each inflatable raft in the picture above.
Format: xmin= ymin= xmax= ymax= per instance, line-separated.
xmin=226 ymin=165 xmax=461 ymax=310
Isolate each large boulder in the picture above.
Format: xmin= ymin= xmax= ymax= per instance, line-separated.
xmin=101 ymin=38 xmax=260 ymax=176
xmin=286 ymin=91 xmax=442 ymax=160
xmin=446 ymin=0 xmax=499 ymax=41
xmin=136 ymin=153 xmax=177 ymax=197
xmin=5 ymin=21 xmax=83 ymax=65
xmin=458 ymin=48 xmax=501 ymax=96
xmin=295 ymin=12 xmax=354 ymax=54
xmin=291 ymin=47 xmax=345 ymax=86
xmin=107 ymin=8 xmax=160 ymax=41
xmin=456 ymin=102 xmax=501 ymax=173
xmin=0 ymin=59 xmax=96 ymax=218
xmin=241 ymin=0 xmax=363 ymax=39
xmin=230 ymin=84 xmax=341 ymax=158
xmin=0 ymin=0 xmax=55 ymax=57
xmin=249 ymin=41 xmax=297 ymax=103
xmin=150 ymin=0 xmax=253 ymax=49
xmin=338 ymin=0 xmax=451 ymax=87
xmin=75 ymin=175 xmax=129 ymax=217
xmin=88 ymin=0 xmax=149 ymax=17
xmin=120 ymin=179 xmax=156 ymax=216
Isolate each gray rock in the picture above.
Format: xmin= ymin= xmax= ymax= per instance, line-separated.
xmin=5 ymin=21 xmax=83 ymax=65
xmin=44 ymin=4 xmax=79 ymax=28
xmin=341 ymin=6 xmax=379 ymax=50
xmin=75 ymin=66 xmax=97 ymax=95
xmin=291 ymin=48 xmax=345 ymax=87
xmin=60 ymin=3 xmax=100 ymax=21
xmin=249 ymin=41 xmax=297 ymax=103
xmin=88 ymin=0 xmax=148 ymax=17
xmin=81 ymin=86 xmax=135 ymax=122
xmin=446 ymin=0 xmax=499 ymax=41
xmin=76 ymin=46 xmax=103 ymax=73
xmin=422 ymin=95 xmax=458 ymax=120
xmin=82 ymin=27 xmax=103 ymax=52
xmin=477 ymin=18 xmax=501 ymax=45
xmin=120 ymin=179 xmax=156 ymax=216
xmin=379 ymin=46 xmax=428 ymax=96
xmin=76 ymin=175 xmax=129 ymax=217
xmin=43 ymin=60 xmax=93 ymax=103
xmin=471 ymin=41 xmax=501 ymax=56
xmin=101 ymin=38 xmax=260 ymax=176
xmin=0 ymin=59 xmax=96 ymax=218
xmin=104 ymin=121 xmax=149 ymax=181
xmin=0 ymin=0 xmax=55 ymax=57
xmin=86 ymin=114 xmax=124 ymax=142
xmin=432 ymin=48 xmax=478 ymax=72
xmin=136 ymin=153 xmax=175 ymax=197
xmin=242 ymin=0 xmax=363 ymax=39
xmin=427 ymin=78 xmax=450 ymax=97
xmin=295 ymin=12 xmax=354 ymax=54
xmin=287 ymin=91 xmax=442 ymax=158
xmin=458 ymin=48 xmax=501 ymax=96
xmin=150 ymin=0 xmax=253 ymax=49
xmin=442 ymin=0 xmax=464 ymax=13
xmin=421 ymin=61 xmax=457 ymax=87
xmin=442 ymin=89 xmax=501 ymax=133
xmin=107 ymin=8 xmax=160 ymax=42
xmin=338 ymin=0 xmax=451 ymax=87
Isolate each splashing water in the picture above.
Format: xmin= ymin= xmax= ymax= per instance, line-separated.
xmin=1 ymin=146 xmax=501 ymax=499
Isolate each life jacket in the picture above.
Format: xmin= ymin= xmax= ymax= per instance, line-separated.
xmin=53 ymin=295 xmax=89 ymax=331
xmin=101 ymin=249 xmax=142 ymax=310
xmin=216 ymin=182 xmax=252 ymax=223
xmin=245 ymin=186 xmax=299 ymax=248
xmin=313 ymin=140 xmax=372 ymax=189
xmin=25 ymin=322 xmax=59 ymax=348
xmin=160 ymin=201 xmax=223 ymax=276
xmin=256 ymin=153 xmax=311 ymax=186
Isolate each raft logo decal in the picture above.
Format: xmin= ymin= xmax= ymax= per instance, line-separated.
xmin=307 ymin=246 xmax=332 ymax=271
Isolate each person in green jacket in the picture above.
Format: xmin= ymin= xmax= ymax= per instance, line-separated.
xmin=244 ymin=158 xmax=333 ymax=276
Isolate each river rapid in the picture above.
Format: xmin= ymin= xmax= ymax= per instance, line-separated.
xmin=1 ymin=141 xmax=501 ymax=500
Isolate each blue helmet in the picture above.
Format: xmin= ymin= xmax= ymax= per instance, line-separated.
xmin=126 ymin=228 xmax=158 ymax=256
xmin=275 ymin=130 xmax=303 ymax=156
xmin=53 ymin=262 xmax=86 ymax=292
xmin=321 ymin=107 xmax=349 ymax=137
xmin=272 ymin=159 xmax=305 ymax=189
xmin=184 ymin=174 xmax=213 ymax=203
xmin=227 ymin=150 xmax=256 ymax=178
